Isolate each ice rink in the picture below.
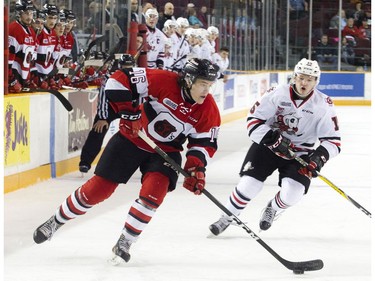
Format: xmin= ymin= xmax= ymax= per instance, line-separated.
xmin=4 ymin=106 xmax=372 ymax=281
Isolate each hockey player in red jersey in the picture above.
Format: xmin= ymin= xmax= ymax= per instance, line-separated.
xmin=33 ymin=3 xmax=59 ymax=88
xmin=33 ymin=58 xmax=221 ymax=264
xmin=8 ymin=0 xmax=36 ymax=92
xmin=209 ymin=58 xmax=341 ymax=235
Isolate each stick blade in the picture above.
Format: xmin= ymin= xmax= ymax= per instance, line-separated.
xmin=285 ymin=259 xmax=324 ymax=272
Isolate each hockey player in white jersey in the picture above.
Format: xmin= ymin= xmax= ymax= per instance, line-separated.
xmin=144 ymin=8 xmax=166 ymax=69
xmin=209 ymin=58 xmax=341 ymax=234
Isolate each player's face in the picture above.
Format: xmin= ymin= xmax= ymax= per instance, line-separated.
xmin=65 ymin=19 xmax=75 ymax=33
xmin=146 ymin=14 xmax=158 ymax=28
xmin=46 ymin=14 xmax=58 ymax=29
xmin=294 ymin=74 xmax=317 ymax=97
xmin=190 ymin=78 xmax=215 ymax=104
xmin=54 ymin=22 xmax=65 ymax=36
xmin=20 ymin=10 xmax=34 ymax=25
xmin=32 ymin=17 xmax=44 ymax=31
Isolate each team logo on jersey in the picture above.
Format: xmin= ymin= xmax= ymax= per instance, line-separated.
xmin=154 ymin=119 xmax=177 ymax=138
xmin=326 ymin=97 xmax=333 ymax=105
xmin=274 ymin=113 xmax=301 ymax=135
xmin=242 ymin=161 xmax=254 ymax=172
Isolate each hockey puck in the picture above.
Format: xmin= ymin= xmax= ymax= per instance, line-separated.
xmin=293 ymin=270 xmax=305 ymax=275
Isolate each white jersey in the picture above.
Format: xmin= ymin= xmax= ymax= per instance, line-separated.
xmin=247 ymin=84 xmax=341 ymax=159
xmin=211 ymin=52 xmax=229 ymax=73
xmin=146 ymin=27 xmax=166 ymax=68
xmin=200 ymin=40 xmax=215 ymax=61
xmin=173 ymin=33 xmax=190 ymax=70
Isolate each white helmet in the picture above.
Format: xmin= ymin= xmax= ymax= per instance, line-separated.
xmin=145 ymin=8 xmax=158 ymax=19
xmin=164 ymin=19 xmax=177 ymax=29
xmin=293 ymin=58 xmax=320 ymax=82
xmin=207 ymin=26 xmax=219 ymax=35
xmin=176 ymin=17 xmax=189 ymax=27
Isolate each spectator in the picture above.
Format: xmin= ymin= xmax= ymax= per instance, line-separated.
xmin=358 ymin=18 xmax=371 ymax=39
xmin=289 ymin=0 xmax=308 ymax=20
xmin=141 ymin=2 xmax=153 ymax=23
xmin=157 ymin=2 xmax=176 ymax=30
xmin=341 ymin=36 xmax=356 ymax=65
xmin=117 ymin=0 xmax=139 ymax=34
xmin=85 ymin=1 xmax=106 ymax=34
xmin=313 ymin=34 xmax=338 ymax=69
xmin=353 ymin=1 xmax=366 ymax=27
xmin=329 ymin=9 xmax=347 ymax=30
xmin=188 ymin=7 xmax=204 ymax=28
xmin=342 ymin=17 xmax=365 ymax=39
xmin=197 ymin=6 xmax=209 ymax=28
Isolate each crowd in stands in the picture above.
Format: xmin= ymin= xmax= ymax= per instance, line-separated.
xmin=288 ymin=0 xmax=371 ymax=70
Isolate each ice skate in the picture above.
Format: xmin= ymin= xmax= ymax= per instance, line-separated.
xmin=33 ymin=216 xmax=63 ymax=244
xmin=259 ymin=202 xmax=277 ymax=231
xmin=209 ymin=215 xmax=233 ymax=236
xmin=109 ymin=234 xmax=132 ymax=265
xmin=79 ymin=164 xmax=90 ymax=173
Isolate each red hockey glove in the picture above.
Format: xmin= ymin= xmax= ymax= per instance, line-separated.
xmin=119 ymin=109 xmax=142 ymax=138
xmin=261 ymin=130 xmax=295 ymax=160
xmin=298 ymin=147 xmax=329 ymax=179
xmin=63 ymin=77 xmax=72 ymax=86
xmin=183 ymin=156 xmax=206 ymax=195
xmin=88 ymin=78 xmax=102 ymax=87
xmin=40 ymin=80 xmax=49 ymax=89
xmin=74 ymin=81 xmax=89 ymax=89
xmin=9 ymin=79 xmax=22 ymax=93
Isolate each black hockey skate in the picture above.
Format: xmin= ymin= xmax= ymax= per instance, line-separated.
xmin=110 ymin=234 xmax=132 ymax=264
xmin=33 ymin=216 xmax=63 ymax=244
xmin=79 ymin=164 xmax=90 ymax=173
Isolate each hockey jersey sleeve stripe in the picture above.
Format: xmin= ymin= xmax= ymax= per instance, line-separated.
xmin=105 ymin=78 xmax=133 ymax=103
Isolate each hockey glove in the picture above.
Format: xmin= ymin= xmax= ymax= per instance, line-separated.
xmin=261 ymin=130 xmax=295 ymax=160
xmin=9 ymin=79 xmax=22 ymax=93
xmin=119 ymin=109 xmax=142 ymax=138
xmin=183 ymin=156 xmax=206 ymax=195
xmin=298 ymin=146 xmax=329 ymax=179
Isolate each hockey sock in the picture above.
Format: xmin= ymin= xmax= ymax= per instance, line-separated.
xmin=55 ymin=175 xmax=118 ymax=223
xmin=226 ymin=175 xmax=263 ymax=216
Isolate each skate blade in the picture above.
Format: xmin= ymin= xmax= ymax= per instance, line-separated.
xmin=107 ymin=254 xmax=126 ymax=266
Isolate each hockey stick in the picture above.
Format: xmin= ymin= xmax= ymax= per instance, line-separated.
xmin=70 ymin=34 xmax=109 ymax=78
xmin=137 ymin=130 xmax=324 ymax=273
xmin=291 ymin=152 xmax=372 ymax=218
xmin=21 ymin=88 xmax=73 ymax=111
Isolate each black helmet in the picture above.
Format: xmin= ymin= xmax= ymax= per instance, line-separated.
xmin=42 ymin=3 xmax=59 ymax=16
xmin=61 ymin=9 xmax=76 ymax=21
xmin=35 ymin=9 xmax=46 ymax=20
xmin=89 ymin=51 xmax=107 ymax=60
xmin=15 ymin=0 xmax=35 ymax=13
xmin=119 ymin=54 xmax=135 ymax=67
xmin=182 ymin=58 xmax=219 ymax=85
xmin=57 ymin=11 xmax=66 ymax=23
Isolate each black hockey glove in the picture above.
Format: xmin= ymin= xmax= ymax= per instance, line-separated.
xmin=261 ymin=130 xmax=295 ymax=160
xmin=298 ymin=146 xmax=329 ymax=178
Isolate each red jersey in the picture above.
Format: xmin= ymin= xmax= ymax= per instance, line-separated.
xmin=35 ymin=27 xmax=57 ymax=75
xmin=105 ymin=68 xmax=221 ymax=165
xmin=8 ymin=20 xmax=36 ymax=83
